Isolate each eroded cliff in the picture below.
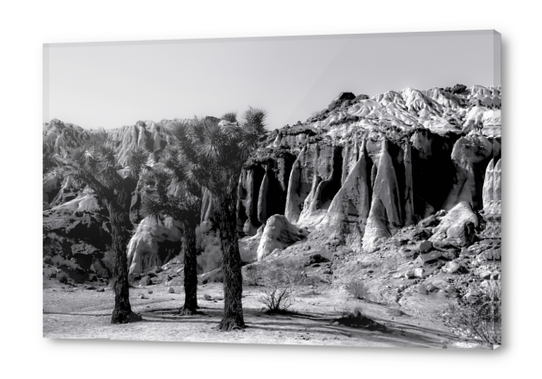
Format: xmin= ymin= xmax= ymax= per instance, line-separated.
xmin=239 ymin=85 xmax=501 ymax=256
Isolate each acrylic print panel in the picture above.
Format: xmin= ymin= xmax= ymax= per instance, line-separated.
xmin=43 ymin=30 xmax=501 ymax=349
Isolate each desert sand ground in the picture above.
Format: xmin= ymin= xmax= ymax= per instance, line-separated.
xmin=43 ymin=279 xmax=479 ymax=349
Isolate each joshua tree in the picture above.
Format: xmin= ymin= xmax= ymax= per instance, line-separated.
xmin=63 ymin=141 xmax=148 ymax=324
xmin=170 ymin=108 xmax=267 ymax=331
xmin=221 ymin=112 xmax=238 ymax=123
xmin=140 ymin=147 xmax=202 ymax=315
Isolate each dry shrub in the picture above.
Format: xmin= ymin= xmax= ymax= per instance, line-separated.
xmin=259 ymin=270 xmax=294 ymax=312
xmin=346 ymin=279 xmax=370 ymax=300
xmin=440 ymin=279 xmax=501 ymax=347
xmin=258 ymin=259 xmax=303 ymax=312
xmin=338 ymin=305 xmax=365 ymax=319
xmin=332 ymin=303 xmax=385 ymax=330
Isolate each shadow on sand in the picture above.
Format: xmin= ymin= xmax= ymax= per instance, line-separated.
xmin=135 ymin=305 xmax=462 ymax=348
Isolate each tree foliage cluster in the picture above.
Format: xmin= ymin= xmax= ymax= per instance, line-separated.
xmin=52 ymin=107 xmax=267 ymax=327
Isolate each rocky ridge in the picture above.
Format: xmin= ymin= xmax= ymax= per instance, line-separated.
xmin=237 ymin=85 xmax=500 ymax=256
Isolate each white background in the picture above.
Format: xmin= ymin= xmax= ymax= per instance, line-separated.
xmin=1 ymin=1 xmax=539 ymax=378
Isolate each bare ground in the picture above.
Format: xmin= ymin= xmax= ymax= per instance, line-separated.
xmin=43 ymin=280 xmax=479 ymax=349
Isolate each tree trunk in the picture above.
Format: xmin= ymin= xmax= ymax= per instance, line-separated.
xmin=108 ymin=202 xmax=140 ymax=324
xmin=217 ymin=192 xmax=245 ymax=331
xmin=179 ymin=223 xmax=198 ymax=315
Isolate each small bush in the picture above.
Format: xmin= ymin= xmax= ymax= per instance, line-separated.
xmin=439 ymin=279 xmax=501 ymax=347
xmin=346 ymin=279 xmax=370 ymax=300
xmin=336 ymin=306 xmax=385 ymax=330
xmin=259 ymin=269 xmax=294 ymax=313
xmin=258 ymin=259 xmax=303 ymax=312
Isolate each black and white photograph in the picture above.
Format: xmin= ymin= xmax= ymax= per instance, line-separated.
xmin=42 ymin=30 xmax=502 ymax=349
xmin=8 ymin=0 xmax=542 ymax=377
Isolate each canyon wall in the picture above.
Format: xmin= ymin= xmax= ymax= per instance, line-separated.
xmin=237 ymin=85 xmax=501 ymax=254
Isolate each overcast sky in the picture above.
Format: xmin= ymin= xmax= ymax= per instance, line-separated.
xmin=44 ymin=30 xmax=500 ymax=130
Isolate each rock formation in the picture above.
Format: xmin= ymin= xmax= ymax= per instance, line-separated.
xmin=238 ymin=84 xmax=501 ymax=256
xmin=429 ymin=201 xmax=479 ymax=246
xmin=481 ymin=158 xmax=502 ymax=238
xmin=43 ymin=119 xmax=94 ymax=156
xmin=314 ymin=139 xmax=371 ymax=252
xmin=256 ymin=215 xmax=309 ymax=260
xmin=43 ymin=84 xmax=502 ymax=282
xmin=362 ymin=139 xmax=405 ymax=252
xmin=110 ymin=120 xmax=176 ymax=166
xmin=126 ymin=216 xmax=183 ymax=274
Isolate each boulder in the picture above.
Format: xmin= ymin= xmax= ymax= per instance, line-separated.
xmin=256 ymin=215 xmax=309 ymax=260
xmin=416 ymin=251 xmax=442 ymax=266
xmin=424 ymin=277 xmax=449 ymax=292
xmin=406 ymin=267 xmax=424 ymax=279
xmin=417 ymin=240 xmax=433 ymax=254
xmin=442 ymin=261 xmax=463 ymax=274
xmin=238 ymin=226 xmax=264 ymax=263
xmin=140 ymin=275 xmax=152 ymax=286
xmin=429 ymin=201 xmax=479 ymax=247
xmin=304 ymin=253 xmax=330 ymax=266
